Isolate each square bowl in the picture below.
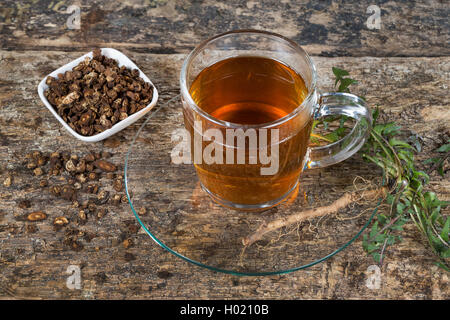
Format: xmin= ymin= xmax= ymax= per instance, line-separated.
xmin=37 ymin=48 xmax=159 ymax=142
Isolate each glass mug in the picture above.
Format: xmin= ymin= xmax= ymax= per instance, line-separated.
xmin=180 ymin=30 xmax=371 ymax=210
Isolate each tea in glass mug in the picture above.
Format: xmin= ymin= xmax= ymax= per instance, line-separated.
xmin=180 ymin=30 xmax=371 ymax=210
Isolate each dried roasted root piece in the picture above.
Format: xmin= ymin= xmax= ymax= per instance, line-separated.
xmin=44 ymin=49 xmax=153 ymax=136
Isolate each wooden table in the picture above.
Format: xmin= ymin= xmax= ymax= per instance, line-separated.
xmin=0 ymin=0 xmax=449 ymax=299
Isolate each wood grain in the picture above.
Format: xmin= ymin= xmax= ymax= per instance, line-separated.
xmin=0 ymin=0 xmax=449 ymax=56
xmin=0 ymin=50 xmax=448 ymax=299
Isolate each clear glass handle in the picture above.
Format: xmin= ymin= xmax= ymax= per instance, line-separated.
xmin=308 ymin=92 xmax=372 ymax=169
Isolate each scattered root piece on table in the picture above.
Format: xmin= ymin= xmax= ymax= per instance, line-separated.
xmin=242 ymin=187 xmax=387 ymax=247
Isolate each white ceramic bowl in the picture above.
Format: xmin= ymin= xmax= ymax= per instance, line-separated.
xmin=37 ymin=48 xmax=159 ymax=142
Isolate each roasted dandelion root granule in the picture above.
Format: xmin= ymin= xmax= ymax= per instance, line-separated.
xmin=44 ymin=48 xmax=154 ymax=136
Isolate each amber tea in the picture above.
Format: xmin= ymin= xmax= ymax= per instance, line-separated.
xmin=180 ymin=31 xmax=372 ymax=210
xmin=183 ymin=56 xmax=312 ymax=207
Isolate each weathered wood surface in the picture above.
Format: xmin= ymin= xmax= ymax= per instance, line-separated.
xmin=0 ymin=48 xmax=449 ymax=299
xmin=0 ymin=0 xmax=449 ymax=57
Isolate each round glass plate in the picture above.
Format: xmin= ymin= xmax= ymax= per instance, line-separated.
xmin=124 ymin=95 xmax=381 ymax=276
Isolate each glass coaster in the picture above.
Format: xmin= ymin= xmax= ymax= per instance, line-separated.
xmin=124 ymin=95 xmax=381 ymax=276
